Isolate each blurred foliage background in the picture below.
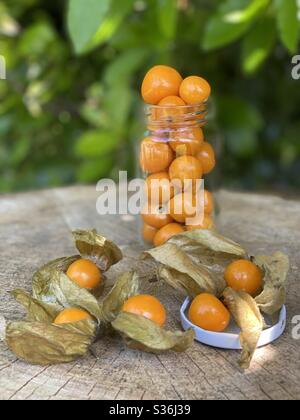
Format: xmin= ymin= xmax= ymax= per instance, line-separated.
xmin=0 ymin=0 xmax=300 ymax=193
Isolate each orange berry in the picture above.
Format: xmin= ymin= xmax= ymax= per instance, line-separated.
xmin=155 ymin=96 xmax=186 ymax=120
xmin=145 ymin=172 xmax=175 ymax=205
xmin=204 ymin=190 xmax=214 ymax=215
xmin=170 ymin=127 xmax=204 ymax=156
xmin=142 ymin=223 xmax=158 ymax=244
xmin=123 ymin=294 xmax=167 ymax=327
xmin=140 ymin=137 xmax=174 ymax=174
xmin=169 ymin=192 xmax=199 ymax=224
xmin=54 ymin=308 xmax=92 ymax=325
xmin=142 ymin=65 xmax=183 ymax=105
xmin=224 ymin=260 xmax=263 ymax=296
xmin=67 ymin=259 xmax=101 ymax=289
xmin=186 ymin=214 xmax=214 ymax=230
xmin=189 ymin=293 xmax=230 ymax=333
xmin=169 ymin=155 xmax=203 ymax=190
xmin=153 ymin=223 xmax=185 ymax=247
xmin=197 ymin=142 xmax=216 ymax=174
xmin=141 ymin=204 xmax=173 ymax=229
xmin=180 ymin=76 xmax=211 ymax=105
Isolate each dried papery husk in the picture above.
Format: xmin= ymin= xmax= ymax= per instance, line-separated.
xmin=143 ymin=230 xmax=247 ymax=298
xmin=7 ymin=288 xmax=97 ymax=365
xmin=253 ymin=252 xmax=290 ymax=316
xmin=6 ymin=319 xmax=96 ymax=365
xmin=169 ymin=235 xmax=244 ymax=272
xmin=99 ymin=271 xmax=140 ymax=324
xmin=223 ymin=288 xmax=264 ymax=369
xmin=33 ymin=264 xmax=103 ymax=323
xmin=32 ymin=256 xmax=80 ymax=304
xmin=50 ymin=270 xmax=103 ymax=322
xmin=181 ymin=230 xmax=246 ymax=257
xmin=72 ymin=229 xmax=123 ymax=272
xmin=112 ymin=312 xmax=195 ymax=353
xmin=12 ymin=289 xmax=60 ymax=323
xmin=157 ymin=265 xmax=215 ymax=299
xmin=144 ymin=243 xmax=225 ymax=298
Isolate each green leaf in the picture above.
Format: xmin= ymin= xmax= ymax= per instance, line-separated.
xmin=75 ymin=130 xmax=119 ymax=158
xmin=18 ymin=21 xmax=56 ymax=56
xmin=102 ymin=49 xmax=147 ymax=133
xmin=226 ymin=128 xmax=259 ymax=158
xmin=76 ymin=157 xmax=114 ymax=183
xmin=242 ymin=17 xmax=276 ymax=74
xmin=156 ymin=0 xmax=178 ymax=40
xmin=103 ymin=85 xmax=132 ymax=133
xmin=217 ymin=96 xmax=262 ymax=158
xmin=275 ymin=0 xmax=299 ymax=54
xmin=88 ymin=0 xmax=135 ymax=51
xmin=67 ymin=0 xmax=111 ymax=54
xmin=217 ymin=96 xmax=263 ymax=131
xmin=203 ymin=0 xmax=270 ymax=50
xmin=104 ymin=49 xmax=148 ymax=87
xmin=10 ymin=137 xmax=31 ymax=165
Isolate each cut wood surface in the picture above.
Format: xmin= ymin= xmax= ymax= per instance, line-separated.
xmin=0 ymin=186 xmax=299 ymax=400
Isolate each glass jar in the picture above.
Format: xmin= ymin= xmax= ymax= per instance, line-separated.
xmin=138 ymin=101 xmax=220 ymax=247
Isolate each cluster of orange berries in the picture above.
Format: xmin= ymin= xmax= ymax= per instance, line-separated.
xmin=139 ymin=65 xmax=216 ymax=247
xmin=189 ymin=259 xmax=263 ymax=333
xmin=117 ymin=259 xmax=263 ymax=333
xmin=53 ymin=257 xmax=263 ymax=335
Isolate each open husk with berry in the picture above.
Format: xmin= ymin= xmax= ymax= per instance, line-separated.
xmin=0 ymin=230 xmax=195 ymax=365
xmin=144 ymin=229 xmax=290 ymax=369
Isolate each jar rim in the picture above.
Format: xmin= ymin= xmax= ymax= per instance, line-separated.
xmin=144 ymin=101 xmax=209 ymax=127
xmin=144 ymin=101 xmax=208 ymax=111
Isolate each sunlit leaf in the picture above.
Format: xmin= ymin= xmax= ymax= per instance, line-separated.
xmin=67 ymin=0 xmax=111 ymax=54
xmin=203 ymin=0 xmax=270 ymax=50
xmin=156 ymin=0 xmax=178 ymax=40
xmin=89 ymin=0 xmax=135 ymax=50
xmin=275 ymin=0 xmax=299 ymax=54
xmin=75 ymin=130 xmax=119 ymax=158
xmin=242 ymin=17 xmax=276 ymax=74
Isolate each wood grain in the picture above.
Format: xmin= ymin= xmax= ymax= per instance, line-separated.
xmin=0 ymin=186 xmax=299 ymax=400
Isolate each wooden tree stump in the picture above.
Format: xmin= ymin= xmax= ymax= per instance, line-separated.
xmin=0 ymin=186 xmax=299 ymax=400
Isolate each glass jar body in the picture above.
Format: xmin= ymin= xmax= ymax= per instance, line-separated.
xmin=138 ymin=102 xmax=220 ymax=247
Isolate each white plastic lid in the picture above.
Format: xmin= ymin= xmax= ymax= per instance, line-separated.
xmin=181 ymin=297 xmax=286 ymax=350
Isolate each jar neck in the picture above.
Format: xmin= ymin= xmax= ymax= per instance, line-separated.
xmin=144 ymin=102 xmax=208 ymax=140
